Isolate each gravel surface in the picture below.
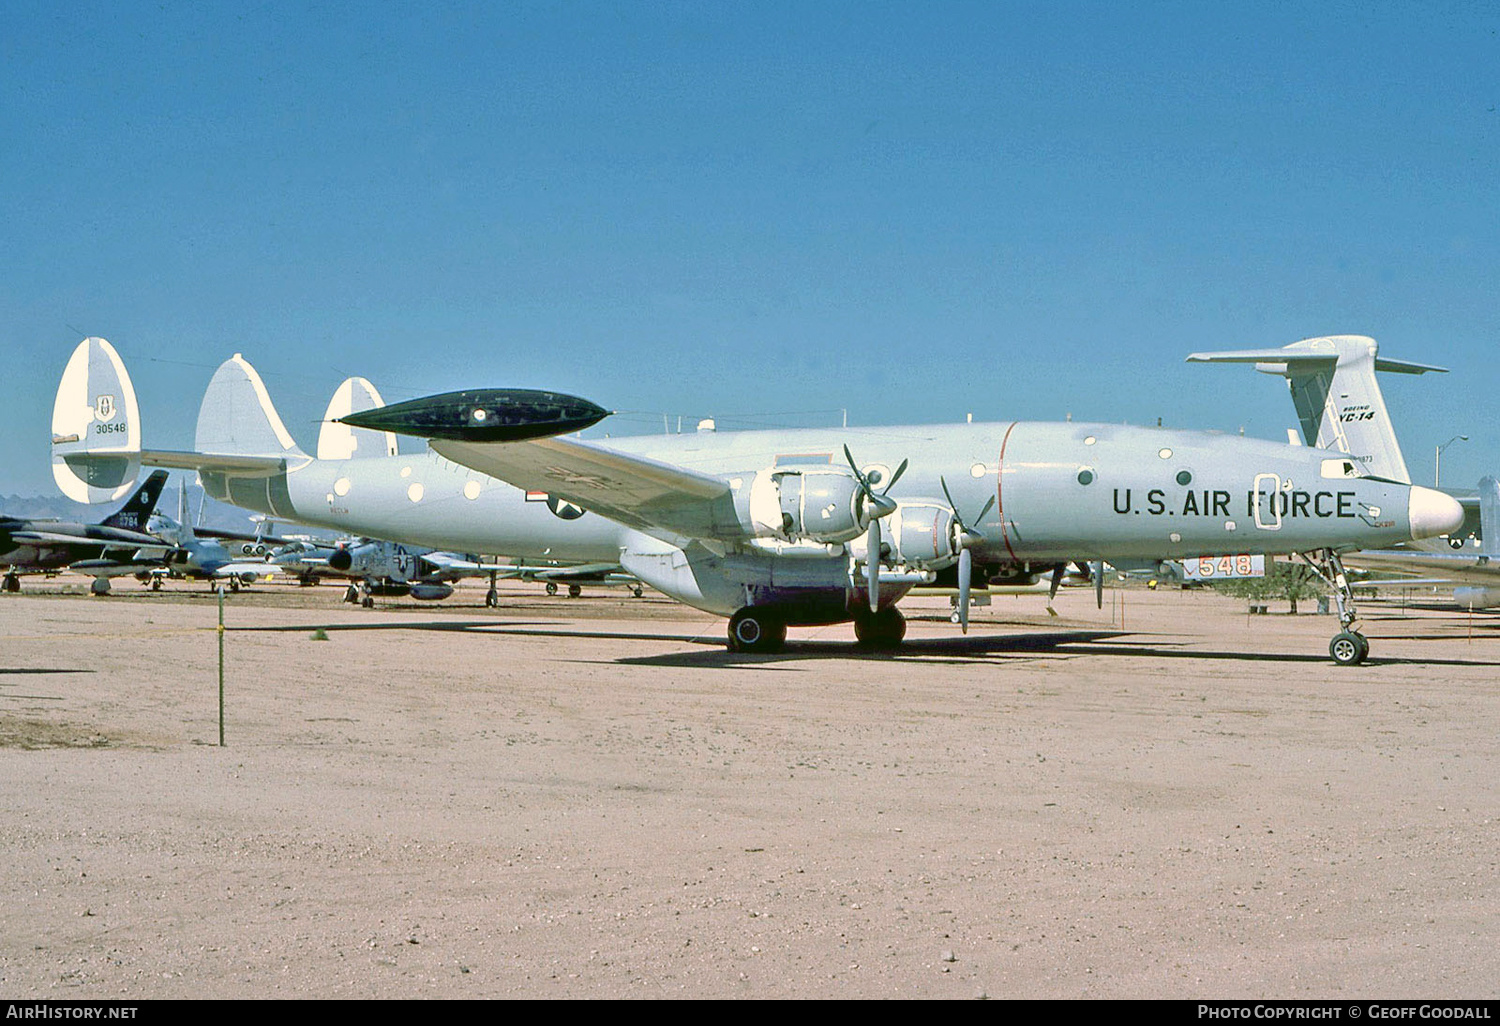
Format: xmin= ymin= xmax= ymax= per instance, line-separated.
xmin=1 ymin=580 xmax=1496 ymax=998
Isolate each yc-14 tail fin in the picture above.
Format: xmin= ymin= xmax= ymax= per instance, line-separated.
xmin=1187 ymin=334 xmax=1445 ymax=483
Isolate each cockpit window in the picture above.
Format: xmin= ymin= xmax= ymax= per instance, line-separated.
xmin=1320 ymin=458 xmax=1361 ymax=479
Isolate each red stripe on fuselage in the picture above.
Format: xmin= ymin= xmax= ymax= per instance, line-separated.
xmin=997 ymin=421 xmax=1018 ymax=563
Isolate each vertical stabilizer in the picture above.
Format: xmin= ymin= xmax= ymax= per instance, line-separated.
xmin=1480 ymin=476 xmax=1500 ymax=557
xmin=99 ymin=470 xmax=168 ymax=532
xmin=1187 ymin=335 xmax=1445 ymax=483
xmin=51 ymin=337 xmax=143 ymax=502
xmin=317 ymin=377 xmax=399 ymax=460
xmin=195 ymin=354 xmax=308 ymax=458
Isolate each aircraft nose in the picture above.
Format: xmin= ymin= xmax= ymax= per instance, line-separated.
xmin=1407 ymin=485 xmax=1465 ymax=540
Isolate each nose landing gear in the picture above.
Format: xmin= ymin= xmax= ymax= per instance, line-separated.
xmin=1301 ymin=549 xmax=1368 ymax=665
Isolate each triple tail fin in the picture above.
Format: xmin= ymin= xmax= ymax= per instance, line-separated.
xmin=195 ymin=354 xmax=309 ymax=461
xmin=51 ymin=337 xmax=143 ymax=502
xmin=316 ymin=377 xmax=398 ymax=460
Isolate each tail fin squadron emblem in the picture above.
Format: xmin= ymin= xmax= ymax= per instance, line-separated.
xmin=94 ymin=394 xmax=116 ymax=421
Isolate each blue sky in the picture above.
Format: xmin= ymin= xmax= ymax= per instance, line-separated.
xmin=3 ymin=1 xmax=1497 ymax=497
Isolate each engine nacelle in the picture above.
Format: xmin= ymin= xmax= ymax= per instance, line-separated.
xmin=1453 ymin=586 xmax=1500 ymax=609
xmin=750 ymin=469 xmax=869 ymax=544
xmin=883 ymin=501 xmax=960 ymax=568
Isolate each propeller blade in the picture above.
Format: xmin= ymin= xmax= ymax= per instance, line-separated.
xmin=1048 ymin=562 xmax=1065 ymax=602
xmin=940 ymin=476 xmax=958 ymax=518
xmin=842 ymin=445 xmax=868 ymax=489
xmin=958 ymin=546 xmax=972 ymax=634
xmin=867 ymin=519 xmax=881 ymax=612
xmin=883 ymin=458 xmax=909 ymax=494
xmin=973 ymin=495 xmax=995 ymax=524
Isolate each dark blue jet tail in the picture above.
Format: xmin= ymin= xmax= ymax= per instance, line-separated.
xmin=99 ymin=470 xmax=169 ymax=533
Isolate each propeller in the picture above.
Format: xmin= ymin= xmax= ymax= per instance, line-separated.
xmin=941 ymin=477 xmax=996 ymax=634
xmin=843 ymin=445 xmax=906 ymax=612
xmin=1042 ymin=562 xmax=1071 ymax=615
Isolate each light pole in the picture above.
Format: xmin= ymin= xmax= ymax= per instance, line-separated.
xmin=1435 ymin=435 xmax=1468 ymax=488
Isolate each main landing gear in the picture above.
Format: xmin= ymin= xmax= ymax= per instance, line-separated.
xmin=724 ymin=606 xmax=910 ymax=654
xmin=2 ymin=571 xmax=20 ymax=593
xmin=853 ymin=607 xmax=906 ymax=650
xmin=727 ymin=608 xmax=787 ymax=653
xmin=1300 ymin=548 xmax=1368 ymax=666
xmin=344 ymin=583 xmax=375 ymax=608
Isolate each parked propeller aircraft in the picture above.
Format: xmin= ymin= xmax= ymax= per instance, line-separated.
xmin=1 ymin=469 xmax=170 ymax=592
xmin=1191 ymin=334 xmax=1498 ymax=609
xmin=52 ymin=336 xmax=1467 ymax=663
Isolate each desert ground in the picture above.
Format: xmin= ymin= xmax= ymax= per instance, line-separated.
xmin=1 ymin=577 xmax=1496 ymax=999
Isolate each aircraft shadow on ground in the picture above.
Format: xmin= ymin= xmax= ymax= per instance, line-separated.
xmin=0 ymin=668 xmax=95 ymax=675
xmin=226 ymin=621 xmax=1500 ymax=669
xmin=229 ymin=620 xmax=719 ymax=646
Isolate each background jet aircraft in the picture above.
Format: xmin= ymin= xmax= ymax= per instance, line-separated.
xmin=72 ymin=480 xmax=275 ymax=593
xmin=1 ymin=470 xmax=169 ymax=592
xmin=54 ymin=337 xmax=1464 ymax=662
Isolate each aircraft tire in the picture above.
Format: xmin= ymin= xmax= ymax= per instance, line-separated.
xmin=545 ymin=582 xmax=558 ymax=596
xmin=568 ymin=583 xmax=582 ymax=598
xmin=485 ymin=589 xmax=498 ymax=608
xmin=151 ymin=578 xmax=162 ymax=591
xmin=344 ymin=585 xmax=360 ymax=603
xmin=1330 ymin=631 xmax=1368 ymax=667
xmin=3 ymin=573 xmax=20 ymax=593
xmin=727 ymin=609 xmax=786 ymax=653
xmin=854 ymin=607 xmax=906 ymax=650
xmin=632 ymin=586 xmax=643 ymax=598
xmin=361 ymin=595 xmax=375 ymax=609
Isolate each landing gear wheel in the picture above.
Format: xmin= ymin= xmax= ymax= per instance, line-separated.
xmin=545 ymin=582 xmax=558 ymax=596
xmin=228 ymin=577 xmax=242 ymax=593
xmin=1330 ymin=631 xmax=1369 ymax=667
xmin=727 ymin=609 xmax=787 ymax=653
xmin=361 ymin=595 xmax=375 ymax=609
xmin=632 ymin=586 xmax=644 ymax=598
xmin=344 ymin=585 xmax=360 ymax=603
xmin=854 ymin=607 xmax=907 ymax=649
xmin=2 ymin=572 xmax=19 ymax=593
xmin=567 ymin=583 xmax=582 ymax=598
xmin=485 ymin=588 xmax=498 ymax=608
xmin=151 ymin=577 xmax=163 ymax=591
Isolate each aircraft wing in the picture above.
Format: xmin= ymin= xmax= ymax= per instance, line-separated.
xmin=433 ymin=436 xmax=735 ymax=540
xmin=14 ymin=530 xmax=172 ymax=552
xmin=69 ymin=557 xmax=162 ymax=577
xmin=1345 ymin=549 xmax=1497 ymax=583
xmin=208 ymin=562 xmax=277 ymax=579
